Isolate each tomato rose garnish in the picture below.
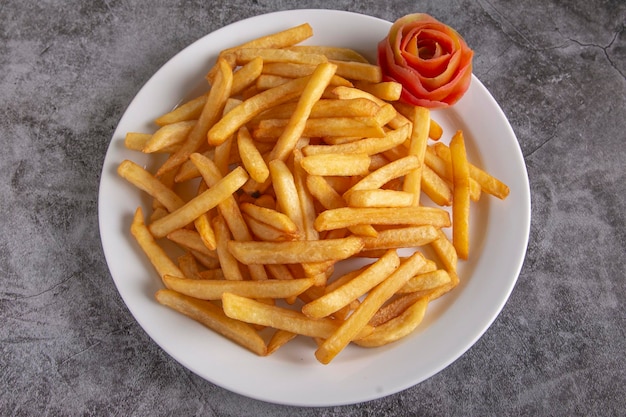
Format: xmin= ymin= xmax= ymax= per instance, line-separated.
xmin=378 ymin=13 xmax=474 ymax=108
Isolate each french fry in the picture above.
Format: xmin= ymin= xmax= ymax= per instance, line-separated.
xmin=124 ymin=132 xmax=155 ymax=152
xmin=157 ymin=58 xmax=233 ymax=175
xmin=354 ymin=297 xmax=428 ymax=347
xmin=177 ymin=252 xmax=203 ymax=280
xmin=148 ymin=166 xmax=248 ymax=238
xmin=269 ymin=62 xmax=338 ymax=161
xmin=142 ymin=120 xmax=195 ymax=154
xmin=269 ymin=159 xmax=305 ymax=232
xmin=227 ymin=236 xmax=364 ymax=265
xmin=194 ymin=212 xmax=217 ymax=251
xmin=299 ymin=153 xmax=371 ymax=176
xmin=402 ymin=106 xmax=430 ymax=205
xmin=231 ymin=56 xmax=264 ymax=96
xmin=207 ymin=75 xmax=311 ymax=146
xmin=421 ymin=164 xmax=453 ymax=206
xmin=266 ymin=329 xmax=298 ymax=355
xmin=315 ymin=251 xmax=429 ymax=364
xmin=353 ymin=80 xmax=403 ymax=101
xmin=243 ymin=214 xmax=298 ymax=242
xmin=155 ymin=94 xmax=207 ymax=126
xmin=117 ymin=160 xmax=185 ymax=212
xmin=286 ymin=45 xmax=369 ymax=63
xmin=430 ymin=228 xmax=458 ymax=273
xmin=343 ymin=155 xmax=421 ymax=196
xmin=424 ymin=146 xmax=481 ymax=201
xmin=331 ymin=59 xmax=382 ymax=83
xmin=314 ymin=207 xmax=450 ymax=232
xmin=398 ymin=269 xmax=451 ymax=294
xmin=237 ymin=126 xmax=270 ymax=183
xmin=166 ymin=229 xmax=215 ymax=258
xmin=432 ymin=142 xmax=510 ymax=199
xmin=234 ymin=48 xmax=327 ymax=66
xmin=212 ymin=214 xmax=244 ymax=280
xmin=156 ymin=289 xmax=267 ymax=356
xmin=130 ymin=207 xmax=184 ymax=280
xmin=163 ymin=275 xmax=315 ymax=300
xmin=360 ymin=225 xmax=440 ymax=251
xmin=255 ymin=117 xmax=385 ymax=141
xmin=302 ymin=123 xmax=410 ymax=157
xmin=345 ymin=189 xmax=415 ymax=208
xmin=222 ymin=292 xmax=372 ymax=340
xmin=302 ymin=250 xmax=400 ymax=318
xmin=240 ymin=202 xmax=299 ymax=237
xmin=450 ymin=131 xmax=470 ymax=260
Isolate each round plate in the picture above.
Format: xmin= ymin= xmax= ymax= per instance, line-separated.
xmin=98 ymin=9 xmax=530 ymax=407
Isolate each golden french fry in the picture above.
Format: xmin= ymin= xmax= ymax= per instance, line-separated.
xmin=155 ymin=289 xmax=267 ymax=356
xmin=177 ymin=252 xmax=202 ymax=280
xmin=286 ymin=45 xmax=369 ymax=63
xmin=234 ymin=48 xmax=327 ymax=66
xmin=450 ymin=131 xmax=470 ymax=260
xmin=240 ymin=202 xmax=299 ymax=236
xmin=399 ymin=269 xmax=451 ymax=294
xmin=314 ymin=206 xmax=450 ymax=232
xmin=130 ymin=207 xmax=184 ymax=280
xmin=299 ymin=153 xmax=371 ymax=176
xmin=224 ymin=23 xmax=313 ymax=53
xmin=222 ymin=292 xmax=372 ymax=340
xmin=360 ymin=225 xmax=440 ymax=251
xmin=331 ymin=59 xmax=382 ymax=83
xmin=194 ymin=212 xmax=217 ymax=251
xmin=148 ymin=166 xmax=248 ymax=238
xmin=254 ymin=98 xmax=379 ymax=121
xmin=344 ymin=155 xmax=421 ymax=196
xmin=430 ymin=228 xmax=458 ymax=273
xmin=421 ymin=164 xmax=453 ymax=206
xmin=207 ymin=76 xmax=311 ymax=146
xmin=117 ymin=160 xmax=185 ymax=212
xmin=255 ymin=117 xmax=385 ymax=141
xmin=166 ymin=229 xmax=215 ymax=258
xmin=142 ymin=120 xmax=195 ymax=154
xmin=124 ymin=132 xmax=155 ymax=152
xmin=302 ymin=123 xmax=410 ymax=157
xmin=227 ymin=236 xmax=364 ymax=265
xmin=302 ymin=250 xmax=400 ymax=318
xmin=244 ymin=214 xmax=298 ymax=242
xmin=306 ymin=175 xmax=379 ymax=238
xmin=266 ymin=329 xmax=298 ymax=355
xmin=432 ymin=142 xmax=509 ymax=199
xmin=212 ymin=215 xmax=244 ymax=280
xmin=424 ymin=146 xmax=481 ymax=201
xmin=269 ymin=62 xmax=338 ymax=161
xmin=345 ymin=189 xmax=415 ymax=208
xmin=354 ymin=297 xmax=428 ymax=347
xmin=353 ymin=81 xmax=403 ymax=101
xmin=402 ymin=106 xmax=430 ymax=205
xmin=163 ymin=275 xmax=315 ymax=300
xmin=315 ymin=251 xmax=429 ymax=364
xmin=157 ymin=58 xmax=233 ymax=175
xmin=237 ymin=126 xmax=270 ymax=183
xmin=269 ymin=159 xmax=305 ymax=232
xmin=292 ymin=149 xmax=319 ymax=242
xmin=231 ymin=56 xmax=264 ymax=96
xmin=155 ymin=94 xmax=207 ymax=126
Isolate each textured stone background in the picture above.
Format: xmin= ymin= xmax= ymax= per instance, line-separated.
xmin=1 ymin=1 xmax=624 ymax=416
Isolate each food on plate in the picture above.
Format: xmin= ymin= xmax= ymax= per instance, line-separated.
xmin=378 ymin=13 xmax=474 ymax=108
xmin=117 ymin=21 xmax=508 ymax=364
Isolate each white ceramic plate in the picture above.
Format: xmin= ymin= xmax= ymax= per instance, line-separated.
xmin=98 ymin=9 xmax=530 ymax=407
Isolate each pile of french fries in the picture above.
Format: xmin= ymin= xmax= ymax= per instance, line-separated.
xmin=117 ymin=23 xmax=510 ymax=364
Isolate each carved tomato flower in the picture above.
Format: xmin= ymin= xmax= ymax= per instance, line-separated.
xmin=378 ymin=13 xmax=474 ymax=108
